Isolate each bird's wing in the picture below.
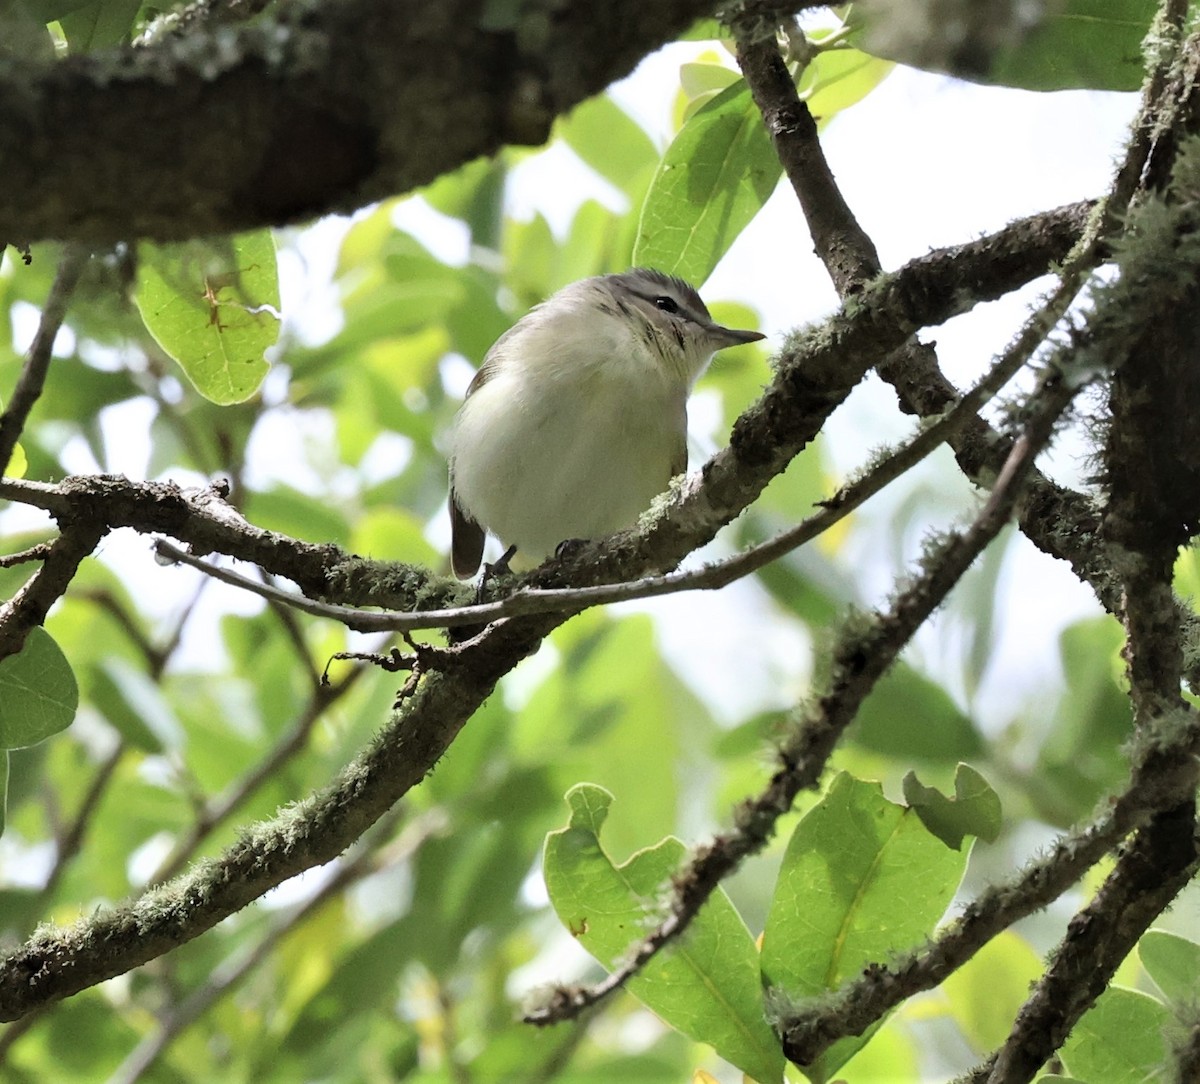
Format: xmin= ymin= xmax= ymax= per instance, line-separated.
xmin=449 ymin=488 xmax=486 ymax=578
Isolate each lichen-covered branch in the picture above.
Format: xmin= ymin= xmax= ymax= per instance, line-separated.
xmin=2 ymin=0 xmax=793 ymax=244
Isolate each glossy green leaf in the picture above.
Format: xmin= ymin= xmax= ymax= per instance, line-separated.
xmin=633 ymin=79 xmax=781 ymax=285
xmin=0 ymin=627 xmax=79 ymax=749
xmin=760 ymin=772 xmax=970 ymax=1078
xmin=1059 ymin=986 xmax=1170 ymax=1083
xmin=135 ymin=231 xmax=279 ymax=405
xmin=544 ymin=784 xmax=786 ymax=1084
xmin=1138 ymin=929 xmax=1200 ymax=1008
xmin=852 ymin=661 xmax=986 ymax=762
xmin=902 ymin=763 xmax=1002 ymax=849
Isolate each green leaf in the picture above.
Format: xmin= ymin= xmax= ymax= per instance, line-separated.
xmin=9 ymin=0 xmax=92 ymax=21
xmin=1035 ymin=616 xmax=1132 ymax=824
xmin=633 ymin=79 xmax=781 ymax=285
xmin=989 ymin=0 xmax=1155 ymax=91
xmin=760 ymin=772 xmax=970 ymax=1078
xmin=1138 ymin=929 xmax=1200 ymax=1008
xmin=559 ymin=94 xmax=658 ymax=195
xmin=0 ymin=751 xmax=8 ymax=837
xmin=348 ymin=507 xmax=440 ymax=566
xmin=5 ymin=441 xmax=26 ymax=478
xmin=58 ymin=0 xmax=140 ymax=49
xmin=88 ymin=657 xmax=184 ymax=754
xmin=135 ymin=231 xmax=279 ymax=405
xmin=0 ymin=2 xmax=57 ymax=59
xmin=853 ymin=0 xmax=1155 ymax=91
xmin=852 ymin=661 xmax=986 ymax=761
xmin=543 ymin=784 xmax=786 ymax=1084
xmin=0 ymin=628 xmax=79 ymax=749
xmin=676 ymin=58 xmax=742 ymax=123
xmin=940 ymin=930 xmax=1043 ymax=1053
xmin=902 ymin=763 xmax=1002 ymax=849
xmin=801 ymin=45 xmax=894 ymax=128
xmin=516 ymin=614 xmax=707 ymax=858
xmin=1059 ymin=986 xmax=1170 ymax=1083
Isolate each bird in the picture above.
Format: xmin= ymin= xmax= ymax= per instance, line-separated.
xmin=447 ymin=268 xmax=765 ymax=578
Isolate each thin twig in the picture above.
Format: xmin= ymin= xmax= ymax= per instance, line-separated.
xmin=0 ymin=245 xmax=88 ymax=477
xmin=0 ymin=543 xmax=53 ymax=568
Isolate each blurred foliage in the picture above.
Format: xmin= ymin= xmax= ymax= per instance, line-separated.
xmin=0 ymin=5 xmax=1195 ymax=1084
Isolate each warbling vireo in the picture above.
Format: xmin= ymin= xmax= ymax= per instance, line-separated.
xmin=447 ymin=268 xmax=765 ymax=577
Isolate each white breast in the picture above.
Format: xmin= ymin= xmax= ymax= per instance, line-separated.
xmin=450 ymin=302 xmax=688 ymax=560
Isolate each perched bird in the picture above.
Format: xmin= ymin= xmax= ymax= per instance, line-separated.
xmin=447 ymin=268 xmax=765 ymax=577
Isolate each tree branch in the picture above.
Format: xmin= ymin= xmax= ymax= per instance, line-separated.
xmin=527 ymin=333 xmax=1086 ymax=1026
xmin=0 ymin=611 xmax=552 ymax=1020
xmin=0 ymin=245 xmax=87 ymax=475
xmin=3 ymin=0 xmax=789 ymax=244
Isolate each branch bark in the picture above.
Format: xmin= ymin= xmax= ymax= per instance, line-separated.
xmin=1 ymin=0 xmax=794 ymax=244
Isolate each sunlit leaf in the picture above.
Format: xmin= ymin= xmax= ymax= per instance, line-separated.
xmin=544 ymin=784 xmax=786 ymax=1084
xmin=801 ymin=45 xmax=894 ymax=127
xmin=634 ymin=80 xmax=781 ymax=286
xmin=940 ymin=930 xmax=1043 ymax=1053
xmin=761 ymin=773 xmax=970 ymax=1078
xmin=5 ymin=441 xmax=26 ymax=478
xmin=135 ymin=231 xmax=279 ymax=405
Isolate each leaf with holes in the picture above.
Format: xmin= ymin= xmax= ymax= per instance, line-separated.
xmin=543 ymin=784 xmax=785 ymax=1084
xmin=135 ymin=231 xmax=279 ymax=405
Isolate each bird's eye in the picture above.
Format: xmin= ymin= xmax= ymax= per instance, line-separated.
xmin=654 ymin=296 xmax=679 ymax=314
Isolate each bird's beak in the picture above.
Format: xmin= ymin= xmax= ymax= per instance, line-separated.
xmin=708 ymin=324 xmax=766 ymax=349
